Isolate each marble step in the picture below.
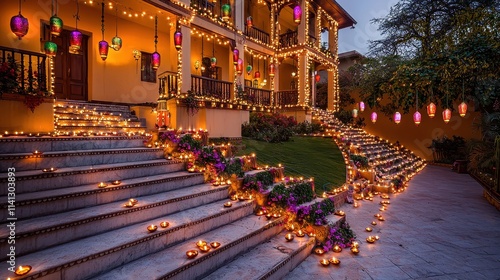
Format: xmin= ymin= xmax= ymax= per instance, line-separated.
xmin=55 ymin=119 xmax=142 ymax=127
xmin=0 ymin=159 xmax=183 ymax=195
xmin=54 ymin=125 xmax=146 ymax=134
xmin=203 ymin=230 xmax=316 ymax=280
xmin=0 ymin=171 xmax=204 ymax=221
xmin=0 ymin=135 xmax=149 ymax=153
xmin=91 ymin=214 xmax=285 ymax=280
xmin=54 ymin=112 xmax=125 ymax=121
xmin=54 ymin=101 xmax=132 ymax=113
xmin=0 ymin=147 xmax=164 ymax=172
xmin=0 ymin=199 xmax=254 ymax=280
xmin=0 ymin=183 xmax=229 ymax=259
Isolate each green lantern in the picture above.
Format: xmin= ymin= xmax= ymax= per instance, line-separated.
xmin=222 ymin=4 xmax=231 ymax=21
xmin=246 ymin=64 xmax=253 ymax=75
xmin=50 ymin=15 xmax=63 ymax=36
xmin=44 ymin=41 xmax=57 ymax=57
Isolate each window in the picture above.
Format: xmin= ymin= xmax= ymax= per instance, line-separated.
xmin=141 ymin=51 xmax=156 ymax=83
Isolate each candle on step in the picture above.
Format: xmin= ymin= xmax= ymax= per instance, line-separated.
xmin=329 ymin=257 xmax=340 ymax=265
xmin=160 ymin=221 xmax=169 ymax=228
xmin=320 ymin=259 xmax=330 ymax=266
xmin=147 ymin=224 xmax=157 ymax=233
xmin=186 ymin=250 xmax=198 ymax=259
xmin=15 ymin=265 xmax=32 ymax=276
xmin=210 ymin=241 xmax=221 ymax=249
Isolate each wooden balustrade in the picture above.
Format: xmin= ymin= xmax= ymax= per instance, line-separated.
xmin=245 ymin=87 xmax=272 ymax=106
xmin=191 ymin=75 xmax=231 ymax=101
xmin=158 ymin=70 xmax=178 ymax=98
xmin=244 ymin=25 xmax=270 ymax=44
xmin=274 ymin=90 xmax=298 ymax=107
xmin=279 ymin=31 xmax=298 ymax=48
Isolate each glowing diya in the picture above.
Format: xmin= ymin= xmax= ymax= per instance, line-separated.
xmin=199 ymin=245 xmax=211 ymax=252
xmin=295 ymin=230 xmax=305 ymax=237
xmin=112 ymin=180 xmax=121 ymax=185
xmin=210 ymin=241 xmax=221 ymax=249
xmin=147 ymin=224 xmax=158 ymax=233
xmin=366 ymin=236 xmax=376 ymax=243
xmin=224 ymin=202 xmax=232 ymax=207
xmin=196 ymin=240 xmax=207 ymax=248
xmin=32 ymin=150 xmax=43 ymax=156
xmin=365 ymin=227 xmax=373 ymax=232
xmin=314 ymin=247 xmax=325 ymax=255
xmin=371 ymin=221 xmax=377 ymax=225
xmin=320 ymin=259 xmax=330 ymax=266
xmin=378 ymin=216 xmax=385 ymax=221
xmin=129 ymin=198 xmax=138 ymax=205
xmin=351 ymin=246 xmax=360 ymax=254
xmin=266 ymin=213 xmax=273 ymax=220
xmin=160 ymin=221 xmax=169 ymax=228
xmin=374 ymin=213 xmax=381 ymax=218
xmin=255 ymin=210 xmax=264 ymax=216
xmin=230 ymin=195 xmax=238 ymax=201
xmin=334 ymin=210 xmax=345 ymax=216
xmin=332 ymin=245 xmax=342 ymax=253
xmin=124 ymin=201 xmax=135 ymax=208
xmin=285 ymin=233 xmax=294 ymax=242
xmin=42 ymin=167 xmax=57 ymax=173
xmin=97 ymin=182 xmax=108 ymax=188
xmin=15 ymin=265 xmax=32 ymax=276
xmin=329 ymin=257 xmax=341 ymax=265
xmin=186 ymin=250 xmax=198 ymax=259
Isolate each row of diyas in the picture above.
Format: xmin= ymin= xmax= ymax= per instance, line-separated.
xmin=186 ymin=240 xmax=222 ymax=259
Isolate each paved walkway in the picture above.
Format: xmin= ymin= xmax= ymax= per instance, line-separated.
xmin=286 ymin=165 xmax=500 ymax=280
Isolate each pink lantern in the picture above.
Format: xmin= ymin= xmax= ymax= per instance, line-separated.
xmin=442 ymin=109 xmax=452 ymax=123
xmin=246 ymin=16 xmax=253 ymax=28
xmin=293 ymin=3 xmax=302 ymax=24
xmin=233 ymin=49 xmax=239 ymax=65
xmin=70 ymin=29 xmax=83 ymax=51
xmin=458 ymin=102 xmax=467 ymax=117
xmin=236 ymin=58 xmax=243 ymax=75
xmin=370 ymin=112 xmax=378 ymax=123
xmin=427 ymin=102 xmax=436 ymax=118
xmin=254 ymin=70 xmax=261 ymax=79
xmin=152 ymin=51 xmax=161 ymax=70
xmin=268 ymin=63 xmax=276 ymax=77
xmin=413 ymin=111 xmax=422 ymax=126
xmin=394 ymin=112 xmax=402 ymax=124
xmin=359 ymin=101 xmax=365 ymax=112
xmin=10 ymin=12 xmax=29 ymax=40
xmin=174 ymin=30 xmax=182 ymax=51
xmin=99 ymin=40 xmax=109 ymax=61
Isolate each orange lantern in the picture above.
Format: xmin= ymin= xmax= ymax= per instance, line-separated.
xmin=458 ymin=102 xmax=467 ymax=117
xmin=427 ymin=102 xmax=436 ymax=118
xmin=442 ymin=109 xmax=452 ymax=123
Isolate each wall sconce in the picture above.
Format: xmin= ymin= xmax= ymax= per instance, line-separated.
xmin=194 ymin=60 xmax=200 ymax=74
xmin=133 ymin=50 xmax=141 ymax=60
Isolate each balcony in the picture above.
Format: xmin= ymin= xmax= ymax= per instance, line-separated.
xmin=191 ymin=75 xmax=231 ymax=101
xmin=274 ymin=90 xmax=298 ymax=107
xmin=245 ymin=86 xmax=272 ymax=106
xmin=279 ymin=31 xmax=298 ymax=49
xmin=244 ymin=25 xmax=270 ymax=45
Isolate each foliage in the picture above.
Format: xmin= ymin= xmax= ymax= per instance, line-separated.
xmin=242 ymin=112 xmax=297 ymax=142
xmin=467 ymin=139 xmax=495 ymax=174
xmin=196 ymin=146 xmax=226 ymax=175
xmin=350 ymin=154 xmax=369 ymax=169
xmin=323 ymin=220 xmax=357 ymax=251
xmin=428 ymin=135 xmax=467 ymax=163
xmin=242 ymin=170 xmax=275 ymax=192
xmin=178 ymin=134 xmax=203 ymax=154
xmin=183 ymin=90 xmax=200 ymax=116
xmin=223 ymin=157 xmax=245 ymax=178
xmin=295 ymin=198 xmax=335 ymax=226
xmin=268 ymin=181 xmax=315 ymax=209
xmin=293 ymin=121 xmax=323 ymax=135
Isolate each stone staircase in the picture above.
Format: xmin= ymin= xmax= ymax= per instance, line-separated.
xmin=0 ymin=101 xmax=346 ymax=280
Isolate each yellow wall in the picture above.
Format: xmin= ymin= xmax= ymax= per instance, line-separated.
xmin=0 ymin=98 xmax=54 ymax=133
xmin=0 ymin=1 xmax=174 ymax=104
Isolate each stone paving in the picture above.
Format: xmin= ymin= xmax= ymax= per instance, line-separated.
xmin=286 ymin=165 xmax=500 ymax=280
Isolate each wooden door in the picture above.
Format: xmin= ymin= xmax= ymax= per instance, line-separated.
xmin=44 ymin=25 xmax=88 ymax=100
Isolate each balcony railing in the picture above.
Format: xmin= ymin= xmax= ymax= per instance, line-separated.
xmin=158 ymin=70 xmax=178 ymax=98
xmin=279 ymin=31 xmax=298 ymax=49
xmin=244 ymin=25 xmax=270 ymax=45
xmin=191 ymin=75 xmax=231 ymax=101
xmin=245 ymin=86 xmax=272 ymax=106
xmin=0 ymin=46 xmax=47 ymax=94
xmin=274 ymin=90 xmax=298 ymax=107
xmin=190 ymin=0 xmax=215 ymax=15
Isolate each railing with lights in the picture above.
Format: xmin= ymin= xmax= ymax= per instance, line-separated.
xmin=158 ymin=70 xmax=178 ymax=99
xmin=190 ymin=0 xmax=215 ymax=15
xmin=274 ymin=90 xmax=298 ymax=107
xmin=244 ymin=25 xmax=270 ymax=45
xmin=245 ymin=87 xmax=272 ymax=107
xmin=279 ymin=31 xmax=298 ymax=49
xmin=191 ymin=75 xmax=231 ymax=101
xmin=0 ymin=46 xmax=48 ymax=95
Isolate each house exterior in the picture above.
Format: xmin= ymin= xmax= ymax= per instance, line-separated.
xmin=1 ymin=0 xmax=355 ymax=137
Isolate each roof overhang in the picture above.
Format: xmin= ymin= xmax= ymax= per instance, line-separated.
xmin=316 ymin=0 xmax=356 ymax=29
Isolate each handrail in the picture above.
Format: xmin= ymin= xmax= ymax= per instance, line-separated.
xmin=158 ymin=71 xmax=178 ymax=99
xmin=191 ymin=75 xmax=232 ymax=101
xmin=274 ymin=90 xmax=298 ymax=107
xmin=245 ymin=86 xmax=272 ymax=106
xmin=244 ymin=24 xmax=270 ymax=44
xmin=279 ymin=31 xmax=298 ymax=48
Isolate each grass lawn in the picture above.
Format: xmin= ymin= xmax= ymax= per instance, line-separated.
xmin=236 ymin=136 xmax=346 ymax=194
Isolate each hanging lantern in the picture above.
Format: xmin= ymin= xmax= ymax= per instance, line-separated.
xmin=236 ymin=58 xmax=243 ymax=75
xmin=99 ymin=40 xmax=109 ymax=61
xmin=246 ymin=16 xmax=253 ymax=28
xmin=111 ymin=36 xmax=122 ymax=51
xmin=352 ymin=109 xmax=358 ymax=118
xmin=442 ymin=109 xmax=452 ymax=123
xmin=315 ymin=74 xmax=320 ymax=83
xmin=152 ymin=51 xmax=161 ymax=71
xmin=222 ymin=4 xmax=231 ymax=22
xmin=246 ymin=64 xmax=253 ymax=75
xmin=413 ymin=111 xmax=422 ymax=126
xmin=254 ymin=70 xmax=261 ymax=79
xmin=44 ymin=41 xmax=57 ymax=57
xmin=69 ymin=29 xmax=83 ymax=51
xmin=10 ymin=13 xmax=29 ymax=40
xmin=174 ymin=30 xmax=182 ymax=50
xmin=233 ymin=49 xmax=239 ymax=65
xmin=211 ymin=57 xmax=217 ymax=68
xmin=427 ymin=102 xmax=436 ymax=118
xmin=394 ymin=112 xmax=402 ymax=124
xmin=269 ymin=63 xmax=276 ymax=77
xmin=370 ymin=112 xmax=378 ymax=123
xmin=359 ymin=101 xmax=365 ymax=112
xmin=50 ymin=15 xmax=63 ymax=37
xmin=458 ymin=102 xmax=467 ymax=117
xmin=293 ymin=3 xmax=302 ymax=24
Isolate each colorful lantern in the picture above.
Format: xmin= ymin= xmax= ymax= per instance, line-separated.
xmin=111 ymin=36 xmax=122 ymax=51
xmin=315 ymin=74 xmax=320 ymax=83
xmin=269 ymin=63 xmax=276 ymax=77
xmin=69 ymin=30 xmax=83 ymax=51
xmin=458 ymin=102 xmax=467 ymax=117
xmin=394 ymin=112 xmax=402 ymax=124
xmin=352 ymin=109 xmax=358 ymax=118
xmin=211 ymin=57 xmax=217 ymax=68
xmin=442 ymin=109 xmax=451 ymax=123
xmin=174 ymin=30 xmax=182 ymax=50
xmin=359 ymin=101 xmax=365 ymax=112
xmin=246 ymin=16 xmax=253 ymax=28
xmin=233 ymin=49 xmax=239 ymax=65
xmin=246 ymin=64 xmax=253 ymax=75
xmin=370 ymin=112 xmax=378 ymax=123
xmin=10 ymin=13 xmax=29 ymax=40
xmin=413 ymin=111 xmax=422 ymax=126
xmin=99 ymin=40 xmax=109 ymax=61
xmin=293 ymin=3 xmax=302 ymax=24
xmin=44 ymin=41 xmax=57 ymax=57
xmin=254 ymin=70 xmax=261 ymax=79
xmin=152 ymin=51 xmax=161 ymax=70
xmin=222 ymin=4 xmax=231 ymax=21
xmin=236 ymin=58 xmax=243 ymax=75
xmin=50 ymin=15 xmax=63 ymax=37
xmin=427 ymin=102 xmax=436 ymax=118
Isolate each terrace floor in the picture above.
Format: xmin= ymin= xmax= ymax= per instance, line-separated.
xmin=286 ymin=165 xmax=500 ymax=280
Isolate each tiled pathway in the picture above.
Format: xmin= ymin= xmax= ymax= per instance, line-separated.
xmin=286 ymin=165 xmax=500 ymax=280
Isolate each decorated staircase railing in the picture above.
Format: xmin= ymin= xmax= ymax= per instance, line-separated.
xmin=191 ymin=75 xmax=231 ymax=101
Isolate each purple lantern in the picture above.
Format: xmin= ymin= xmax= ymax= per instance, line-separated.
xmin=293 ymin=3 xmax=302 ymax=24
xmin=99 ymin=40 xmax=109 ymax=61
xmin=152 ymin=51 xmax=161 ymax=70
xmin=394 ymin=112 xmax=402 ymax=124
xmin=10 ymin=13 xmax=29 ymax=40
xmin=174 ymin=30 xmax=182 ymax=51
xmin=370 ymin=112 xmax=378 ymax=123
xmin=233 ymin=49 xmax=239 ymax=65
xmin=70 ymin=30 xmax=83 ymax=51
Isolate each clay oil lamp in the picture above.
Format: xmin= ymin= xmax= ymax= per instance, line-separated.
xmin=285 ymin=233 xmax=294 ymax=242
xmin=314 ymin=247 xmax=325 ymax=255
xmin=332 ymin=245 xmax=342 ymax=253
xmin=42 ymin=167 xmax=57 ymax=173
xmin=371 ymin=221 xmax=377 ymax=225
xmin=32 ymin=150 xmax=43 ymax=156
xmin=97 ymin=182 xmax=108 ymax=188
xmin=147 ymin=224 xmax=158 ymax=233
xmin=329 ymin=257 xmax=341 ymax=265
xmin=378 ymin=216 xmax=385 ymax=221
xmin=129 ymin=198 xmax=138 ymax=205
xmin=365 ymin=227 xmax=373 ymax=232
xmin=199 ymin=245 xmax=211 ymax=253
xmin=210 ymin=242 xmax=221 ymax=249
xmin=295 ymin=230 xmax=305 ymax=237
xmin=320 ymin=259 xmax=330 ymax=266
xmin=265 ymin=213 xmax=273 ymax=220
xmin=366 ymin=236 xmax=376 ymax=243
xmin=255 ymin=209 xmax=264 ymax=216
xmin=224 ymin=202 xmax=232 ymax=207
xmin=186 ymin=250 xmax=198 ymax=259
xmin=15 ymin=265 xmax=32 ymax=276
xmin=196 ymin=240 xmax=207 ymax=248
xmin=335 ymin=210 xmax=345 ymax=216
xmin=160 ymin=221 xmax=169 ymax=228
xmin=112 ymin=180 xmax=121 ymax=185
